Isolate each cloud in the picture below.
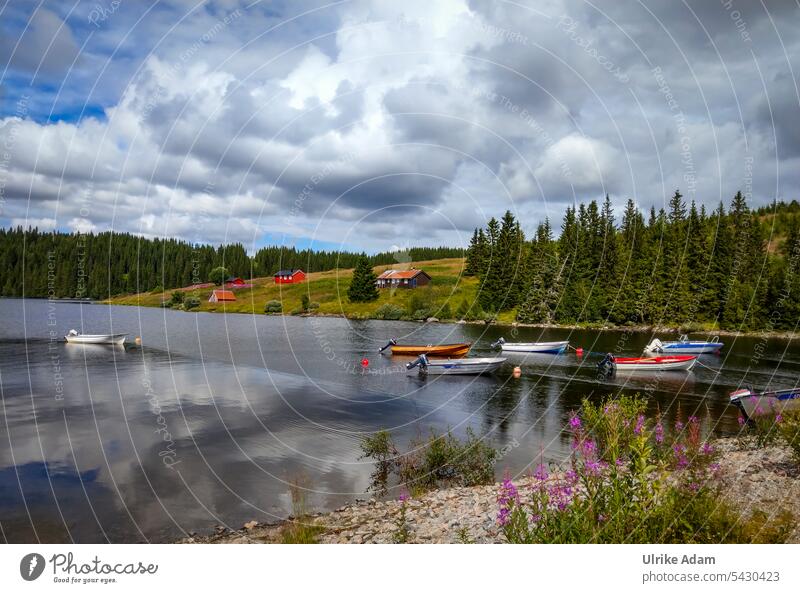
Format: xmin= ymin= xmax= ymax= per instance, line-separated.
xmin=0 ymin=0 xmax=798 ymax=251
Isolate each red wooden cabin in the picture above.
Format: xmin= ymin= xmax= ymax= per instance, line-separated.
xmin=274 ymin=269 xmax=306 ymax=284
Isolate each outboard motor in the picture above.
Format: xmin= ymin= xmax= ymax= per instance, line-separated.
xmin=490 ymin=337 xmax=506 ymax=349
xmin=596 ymin=353 xmax=616 ymax=380
xmin=379 ymin=338 xmax=397 ymax=353
xmin=643 ymin=338 xmax=663 ymax=355
xmin=406 ymin=354 xmax=429 ymax=370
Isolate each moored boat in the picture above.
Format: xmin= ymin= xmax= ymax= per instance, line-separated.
xmin=597 ymin=353 xmax=697 ymax=376
xmin=491 ymin=337 xmax=569 ymax=354
xmin=406 ymin=354 xmax=506 ymax=375
xmin=729 ymin=387 xmax=800 ymax=419
xmin=64 ymin=330 xmax=128 ymax=345
xmin=643 ymin=335 xmax=723 ymax=356
xmin=379 ymin=339 xmax=471 ymax=358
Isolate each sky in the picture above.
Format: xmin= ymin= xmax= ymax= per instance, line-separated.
xmin=0 ymin=0 xmax=798 ymax=253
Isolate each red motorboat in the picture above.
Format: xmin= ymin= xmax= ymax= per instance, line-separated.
xmin=613 ymin=354 xmax=697 ymax=372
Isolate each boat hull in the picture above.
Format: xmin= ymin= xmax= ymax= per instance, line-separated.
xmin=652 ymin=342 xmax=723 ymax=355
xmin=614 ymin=355 xmax=697 ymax=372
xmin=730 ymin=388 xmax=800 ymax=419
xmin=65 ymin=333 xmax=128 ymax=345
xmin=415 ymin=357 xmax=506 ymax=375
xmin=391 ymin=343 xmax=471 ymax=357
xmin=500 ymin=340 xmax=568 ymax=354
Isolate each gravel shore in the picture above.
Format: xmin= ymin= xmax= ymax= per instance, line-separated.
xmin=179 ymin=438 xmax=800 ymax=544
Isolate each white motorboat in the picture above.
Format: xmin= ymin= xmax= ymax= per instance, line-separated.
xmin=491 ymin=337 xmax=569 ymax=354
xmin=64 ymin=330 xmax=128 ymax=345
xmin=406 ymin=354 xmax=506 ymax=375
xmin=643 ymin=335 xmax=723 ymax=356
xmin=729 ymin=387 xmax=800 ymax=419
xmin=597 ymin=353 xmax=697 ymax=378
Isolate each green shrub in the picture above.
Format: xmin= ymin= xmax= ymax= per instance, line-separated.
xmin=411 ymin=308 xmax=431 ymax=321
xmin=184 ymin=296 xmax=200 ymax=310
xmin=360 ymin=428 xmax=497 ymax=496
xmin=208 ymin=266 xmax=228 ymax=285
xmin=150 ymin=285 xmax=164 ymax=294
xmin=170 ymin=290 xmax=185 ymax=306
xmin=437 ymin=302 xmax=452 ymax=319
xmin=374 ymin=303 xmax=404 ymax=320
xmin=777 ymin=412 xmax=800 ymax=462
xmin=265 ymin=300 xmax=282 ymax=314
xmin=301 ymin=293 xmax=310 ymax=312
xmin=309 ymin=301 xmax=320 ymax=310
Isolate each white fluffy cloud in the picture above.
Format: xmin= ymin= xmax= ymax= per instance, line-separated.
xmin=0 ymin=0 xmax=798 ymax=250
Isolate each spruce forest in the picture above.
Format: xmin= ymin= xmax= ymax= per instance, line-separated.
xmin=0 ymin=228 xmax=462 ymax=299
xmin=465 ymin=193 xmax=800 ymax=331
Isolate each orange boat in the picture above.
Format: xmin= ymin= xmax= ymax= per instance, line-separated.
xmin=379 ymin=339 xmax=471 ymax=358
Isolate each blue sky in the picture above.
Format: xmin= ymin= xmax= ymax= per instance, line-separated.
xmin=1 ymin=0 xmax=798 ymax=251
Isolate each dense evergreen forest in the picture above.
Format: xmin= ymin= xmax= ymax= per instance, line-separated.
xmin=0 ymin=227 xmax=463 ymax=299
xmin=465 ymin=193 xmax=800 ymax=330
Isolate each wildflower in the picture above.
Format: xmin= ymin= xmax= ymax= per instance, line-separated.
xmin=581 ymin=439 xmax=597 ymax=457
xmin=737 ymin=415 xmax=746 ymax=427
xmin=564 ymin=469 xmax=578 ymax=485
xmin=497 ymin=506 xmax=511 ymax=526
xmin=634 ymin=415 xmax=645 ymax=436
xmin=568 ymin=413 xmax=582 ymax=430
xmin=615 ymin=457 xmax=625 ymax=468
xmin=701 ymin=442 xmax=714 ymax=455
xmin=654 ymin=421 xmax=664 ymax=444
xmin=598 ymin=514 xmax=607 ymax=523
xmin=775 ymin=414 xmax=783 ymax=424
xmin=674 ymin=420 xmax=684 ymax=432
xmin=687 ymin=482 xmax=700 ymax=492
xmin=398 ymin=491 xmax=410 ymax=503
xmin=533 ymin=463 xmax=548 ymax=481
xmin=688 ymin=415 xmax=699 ymax=424
xmin=584 ymin=459 xmax=606 ymax=477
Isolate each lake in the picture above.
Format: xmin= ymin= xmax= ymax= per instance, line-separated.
xmin=1 ymin=298 xmax=797 ymax=542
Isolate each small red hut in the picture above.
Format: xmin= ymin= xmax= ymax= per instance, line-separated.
xmin=274 ymin=269 xmax=306 ymax=284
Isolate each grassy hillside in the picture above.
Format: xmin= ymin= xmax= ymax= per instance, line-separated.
xmin=107 ymin=257 xmax=516 ymax=321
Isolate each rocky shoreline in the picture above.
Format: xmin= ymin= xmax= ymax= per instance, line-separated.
xmin=179 ymin=438 xmax=800 ymax=544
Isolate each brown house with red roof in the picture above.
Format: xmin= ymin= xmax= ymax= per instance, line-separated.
xmin=376 ymin=268 xmax=431 ymax=289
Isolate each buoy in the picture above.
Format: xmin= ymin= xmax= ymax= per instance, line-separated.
xmin=512 ymin=366 xmax=522 ymax=378
xmin=135 ymin=336 xmax=142 ymax=346
xmin=575 ymin=347 xmax=583 ymax=357
xmin=361 ymin=357 xmax=369 ymax=368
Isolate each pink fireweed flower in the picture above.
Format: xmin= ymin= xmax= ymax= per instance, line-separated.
xmin=497 ymin=507 xmax=511 ymax=526
xmin=569 ymin=413 xmax=582 ymax=430
xmin=581 ymin=439 xmax=597 ymax=457
xmin=634 ymin=415 xmax=645 ymax=436
xmin=564 ymin=469 xmax=578 ymax=485
xmin=655 ymin=421 xmax=664 ymax=444
xmin=688 ymin=415 xmax=699 ymax=424
xmin=775 ymin=414 xmax=783 ymax=424
xmin=398 ymin=491 xmax=410 ymax=503
xmin=701 ymin=442 xmax=714 ymax=455
xmin=533 ymin=463 xmax=548 ymax=481
xmin=737 ymin=415 xmax=746 ymax=426
xmin=584 ymin=459 xmax=606 ymax=477
xmin=674 ymin=420 xmax=684 ymax=432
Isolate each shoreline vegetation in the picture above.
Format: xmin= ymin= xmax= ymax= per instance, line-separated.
xmin=3 ymin=194 xmax=800 ymax=335
xmin=182 ymin=395 xmax=800 ymax=544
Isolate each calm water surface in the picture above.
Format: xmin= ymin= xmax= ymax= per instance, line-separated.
xmin=1 ymin=298 xmax=797 ymax=542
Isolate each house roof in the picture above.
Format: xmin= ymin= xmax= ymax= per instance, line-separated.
xmin=275 ymin=269 xmax=303 ymax=276
xmin=377 ymin=269 xmax=430 ymax=280
xmin=212 ymin=290 xmax=236 ymax=300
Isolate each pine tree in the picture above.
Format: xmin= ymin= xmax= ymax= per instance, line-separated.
xmin=347 ymin=256 xmax=379 ymax=302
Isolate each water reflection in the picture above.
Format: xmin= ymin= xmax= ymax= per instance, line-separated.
xmin=0 ymin=298 xmax=797 ymax=542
